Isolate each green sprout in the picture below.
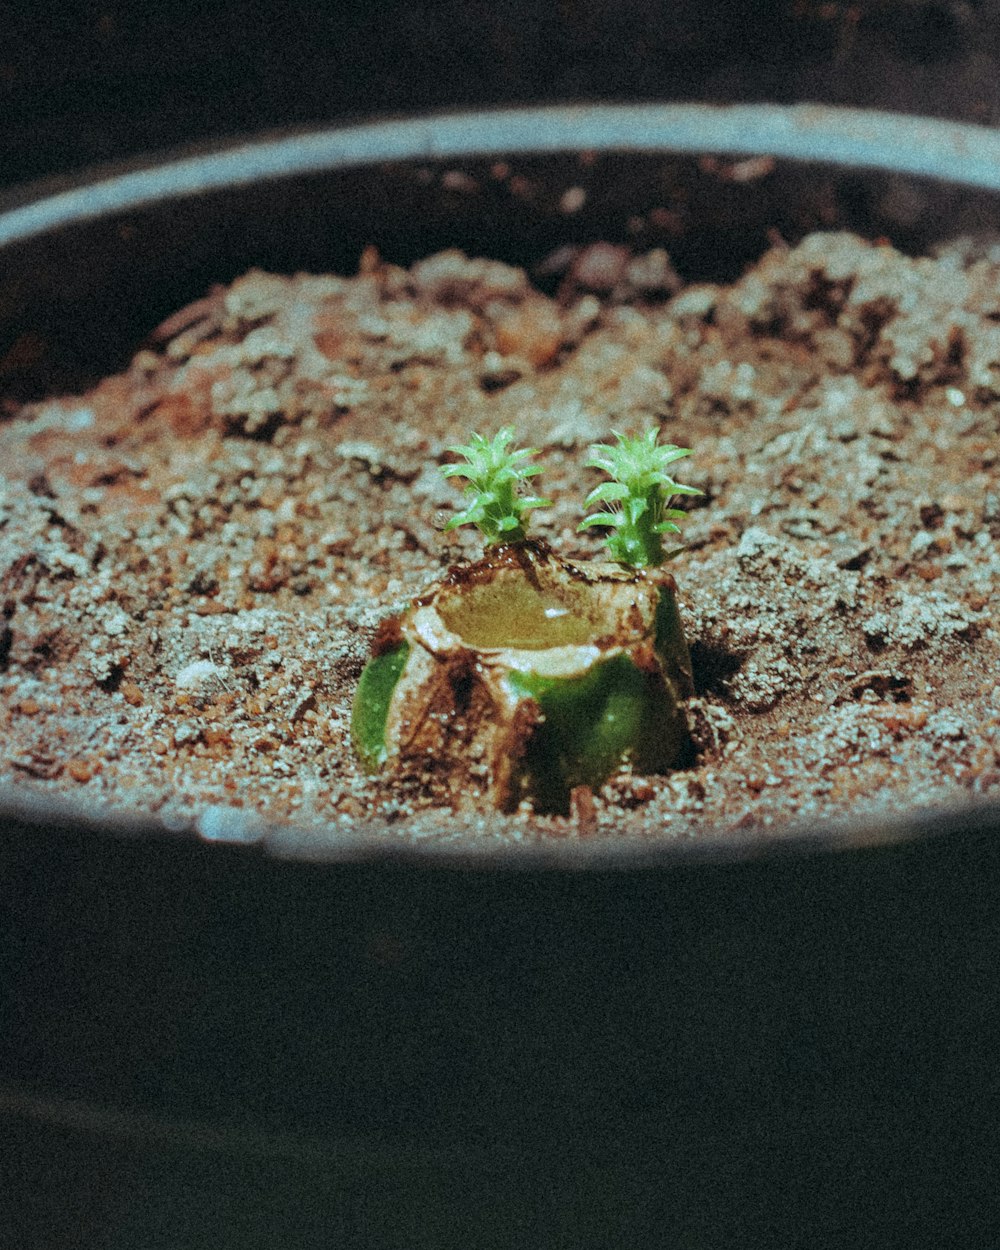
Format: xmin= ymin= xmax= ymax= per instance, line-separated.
xmin=579 ymin=428 xmax=701 ymax=568
xmin=440 ymin=427 xmax=551 ymax=544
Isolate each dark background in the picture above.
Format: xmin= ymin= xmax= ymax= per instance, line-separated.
xmin=2 ymin=0 xmax=999 ymax=194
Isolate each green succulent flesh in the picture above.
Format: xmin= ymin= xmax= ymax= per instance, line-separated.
xmin=435 ymin=575 xmax=598 ymax=650
xmin=653 ymin=583 xmax=694 ymax=690
xmin=350 ymin=551 xmax=692 ymax=814
xmin=505 ymin=647 xmax=689 ymax=815
xmin=351 ymin=641 xmax=410 ymax=772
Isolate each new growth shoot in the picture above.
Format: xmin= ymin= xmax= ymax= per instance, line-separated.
xmin=579 ymin=428 xmax=700 ymax=568
xmin=440 ymin=427 xmax=551 ymax=544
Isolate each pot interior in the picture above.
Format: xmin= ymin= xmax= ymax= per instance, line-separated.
xmin=1 ymin=105 xmax=999 ymax=861
xmin=4 ymin=105 xmax=1000 ymax=402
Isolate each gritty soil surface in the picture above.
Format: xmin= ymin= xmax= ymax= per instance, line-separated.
xmin=1 ymin=235 xmax=998 ymax=846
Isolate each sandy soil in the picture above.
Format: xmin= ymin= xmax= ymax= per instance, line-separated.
xmin=1 ymin=233 xmax=997 ymax=845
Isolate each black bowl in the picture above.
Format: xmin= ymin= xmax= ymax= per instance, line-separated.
xmin=2 ymin=105 xmax=1000 ymax=1249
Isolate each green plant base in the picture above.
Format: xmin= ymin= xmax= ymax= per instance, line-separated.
xmin=350 ymin=541 xmax=693 ymax=813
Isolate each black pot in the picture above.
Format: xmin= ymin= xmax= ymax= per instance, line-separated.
xmin=2 ymin=105 xmax=1000 ymax=1249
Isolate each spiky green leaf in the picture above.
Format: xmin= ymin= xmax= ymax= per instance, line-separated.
xmin=583 ymin=481 xmax=631 ymax=507
xmin=578 ymin=512 xmax=622 ymax=530
xmin=580 ymin=426 xmax=700 ymax=568
xmin=439 ymin=427 xmax=551 ymax=544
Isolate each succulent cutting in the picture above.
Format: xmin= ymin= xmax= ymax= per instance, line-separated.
xmin=579 ymin=428 xmax=702 ymax=568
xmin=351 ymin=427 xmax=699 ymax=814
xmin=440 ymin=427 xmax=551 ymax=544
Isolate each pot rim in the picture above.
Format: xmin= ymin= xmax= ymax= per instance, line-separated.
xmin=2 ymin=102 xmax=998 ymax=867
xmin=4 ymin=102 xmax=1000 ymax=247
xmin=3 ymin=783 xmax=998 ymax=868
